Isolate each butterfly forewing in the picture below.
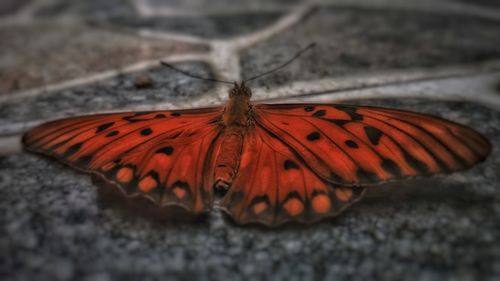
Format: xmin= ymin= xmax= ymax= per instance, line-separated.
xmin=23 ymin=108 xmax=223 ymax=213
xmin=253 ymin=104 xmax=491 ymax=186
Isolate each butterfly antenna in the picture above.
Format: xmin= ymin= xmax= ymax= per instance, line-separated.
xmin=243 ymin=43 xmax=316 ymax=83
xmin=160 ymin=61 xmax=234 ymax=85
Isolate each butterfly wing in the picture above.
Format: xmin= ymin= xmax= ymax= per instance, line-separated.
xmin=253 ymin=104 xmax=491 ymax=186
xmin=220 ymin=125 xmax=365 ymax=226
xmin=23 ymin=108 xmax=223 ymax=214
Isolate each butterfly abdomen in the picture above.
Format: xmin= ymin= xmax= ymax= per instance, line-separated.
xmin=214 ymin=84 xmax=254 ymax=192
xmin=214 ymin=130 xmax=244 ymax=192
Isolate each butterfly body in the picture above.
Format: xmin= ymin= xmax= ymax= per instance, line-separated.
xmin=213 ymin=131 xmax=244 ymax=192
xmin=23 ymin=83 xmax=491 ymax=226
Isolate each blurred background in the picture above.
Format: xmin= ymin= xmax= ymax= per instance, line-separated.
xmin=1 ymin=0 xmax=499 ymax=280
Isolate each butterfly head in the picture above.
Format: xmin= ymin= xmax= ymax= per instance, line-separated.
xmin=229 ymin=82 xmax=252 ymax=99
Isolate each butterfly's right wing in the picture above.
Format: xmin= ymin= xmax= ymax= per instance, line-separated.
xmin=253 ymin=104 xmax=491 ymax=186
xmin=23 ymin=108 xmax=223 ymax=214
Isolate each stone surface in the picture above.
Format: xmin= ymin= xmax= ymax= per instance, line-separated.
xmin=33 ymin=0 xmax=136 ymax=18
xmin=1 ymin=0 xmax=499 ymax=280
xmin=0 ymin=23 xmax=208 ymax=94
xmin=0 ymin=62 xmax=214 ymax=125
xmin=107 ymin=12 xmax=284 ymax=39
xmin=0 ymin=0 xmax=31 ymax=16
xmin=241 ymin=7 xmax=500 ymax=87
xmin=455 ymin=0 xmax=500 ymax=9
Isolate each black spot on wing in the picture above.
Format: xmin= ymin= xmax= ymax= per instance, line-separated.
xmin=279 ymin=192 xmax=304 ymax=217
xmin=403 ymin=152 xmax=429 ymax=175
xmin=155 ymin=114 xmax=167 ymax=119
xmin=106 ymin=131 xmax=119 ymax=137
xmin=345 ymin=140 xmax=358 ymax=148
xmin=330 ymin=119 xmax=350 ymax=126
xmin=364 ymin=126 xmax=383 ymax=145
xmin=140 ymin=128 xmax=153 ymax=136
xmin=122 ymin=112 xmax=156 ymax=123
xmin=63 ymin=142 xmax=83 ymax=157
xmin=171 ymin=112 xmax=181 ymax=117
xmin=122 ymin=116 xmax=141 ymax=123
xmin=311 ymin=189 xmax=328 ymax=197
xmin=282 ymin=191 xmax=302 ymax=202
xmin=312 ymin=110 xmax=326 ymax=117
xmin=307 ymin=132 xmax=321 ymax=141
xmin=156 ymin=146 xmax=174 ymax=155
xmin=333 ymin=105 xmax=363 ymax=121
xmin=381 ymin=158 xmax=402 ymax=177
xmin=96 ymin=122 xmax=114 ymax=133
xmin=284 ymin=160 xmax=300 ymax=170
xmin=304 ymin=106 xmax=315 ymax=112
xmin=148 ymin=170 xmax=160 ymax=181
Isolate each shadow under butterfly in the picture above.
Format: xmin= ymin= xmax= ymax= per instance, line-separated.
xmin=23 ymin=43 xmax=491 ymax=227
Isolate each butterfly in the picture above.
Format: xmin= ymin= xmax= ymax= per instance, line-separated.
xmin=22 ymin=80 xmax=491 ymax=226
xmin=22 ymin=44 xmax=491 ymax=226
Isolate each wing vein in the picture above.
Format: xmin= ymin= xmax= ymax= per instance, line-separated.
xmin=369 ymin=110 xmax=468 ymax=168
xmin=364 ymin=113 xmax=447 ymax=171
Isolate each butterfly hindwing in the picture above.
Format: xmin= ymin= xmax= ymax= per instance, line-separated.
xmin=253 ymin=104 xmax=491 ymax=187
xmin=220 ymin=126 xmax=365 ymax=226
xmin=23 ymin=108 xmax=223 ymax=213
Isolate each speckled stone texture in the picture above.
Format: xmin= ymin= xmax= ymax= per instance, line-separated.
xmin=241 ymin=7 xmax=500 ymax=87
xmin=0 ymin=25 xmax=208 ymax=94
xmin=0 ymin=62 xmax=214 ymax=125
xmin=1 ymin=1 xmax=499 ymax=281
xmin=107 ymin=13 xmax=285 ymax=39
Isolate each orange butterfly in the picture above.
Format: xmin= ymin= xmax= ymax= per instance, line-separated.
xmin=22 ymin=47 xmax=491 ymax=226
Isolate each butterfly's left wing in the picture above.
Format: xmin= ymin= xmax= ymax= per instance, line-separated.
xmin=253 ymin=104 xmax=491 ymax=186
xmin=23 ymin=109 xmax=223 ymax=214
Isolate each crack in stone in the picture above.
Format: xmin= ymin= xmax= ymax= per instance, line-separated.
xmin=0 ymin=54 xmax=210 ymax=103
xmin=0 ymin=4 xmax=312 ymax=103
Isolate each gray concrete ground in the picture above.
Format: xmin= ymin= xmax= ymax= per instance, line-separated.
xmin=1 ymin=0 xmax=499 ymax=281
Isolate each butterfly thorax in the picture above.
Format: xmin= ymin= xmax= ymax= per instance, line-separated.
xmin=222 ymin=83 xmax=253 ymax=128
xmin=214 ymin=83 xmax=253 ymax=192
